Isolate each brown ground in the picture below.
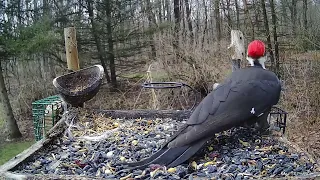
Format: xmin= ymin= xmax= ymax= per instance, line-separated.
xmin=287 ymin=120 xmax=320 ymax=164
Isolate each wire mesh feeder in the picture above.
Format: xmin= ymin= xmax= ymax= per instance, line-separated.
xmin=52 ymin=65 xmax=104 ymax=108
xmin=268 ymin=106 xmax=288 ymax=134
xmin=32 ymin=95 xmax=66 ymax=141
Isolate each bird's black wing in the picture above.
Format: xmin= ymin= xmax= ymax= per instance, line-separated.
xmin=123 ymin=76 xmax=281 ymax=170
xmin=167 ymin=78 xmax=281 ymax=148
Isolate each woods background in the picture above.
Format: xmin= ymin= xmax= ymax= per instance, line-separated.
xmin=0 ymin=0 xmax=320 ymax=158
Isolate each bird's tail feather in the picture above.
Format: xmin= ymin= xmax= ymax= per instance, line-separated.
xmin=166 ymin=137 xmax=210 ymax=168
xmin=122 ymin=148 xmax=169 ymax=167
xmin=122 ymin=124 xmax=189 ymax=167
xmin=123 ymin=137 xmax=209 ymax=170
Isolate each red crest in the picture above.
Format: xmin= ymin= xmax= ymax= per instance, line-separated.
xmin=247 ymin=40 xmax=266 ymax=59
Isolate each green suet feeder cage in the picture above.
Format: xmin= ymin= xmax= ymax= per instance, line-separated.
xmin=32 ymin=95 xmax=65 ymax=141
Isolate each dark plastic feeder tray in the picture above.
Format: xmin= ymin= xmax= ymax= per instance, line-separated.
xmin=52 ymin=65 xmax=104 ymax=107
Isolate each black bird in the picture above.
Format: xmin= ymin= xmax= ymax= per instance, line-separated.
xmin=123 ymin=40 xmax=282 ymax=170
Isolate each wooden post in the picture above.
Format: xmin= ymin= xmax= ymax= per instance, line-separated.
xmin=212 ymin=30 xmax=246 ymax=91
xmin=64 ymin=27 xmax=80 ymax=71
xmin=228 ymin=30 xmax=245 ymax=72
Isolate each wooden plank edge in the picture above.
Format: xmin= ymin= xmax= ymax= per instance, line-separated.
xmin=0 ymin=110 xmax=72 ymax=176
xmin=0 ymin=139 xmax=44 ymax=175
xmin=260 ymin=172 xmax=320 ymax=180
xmin=2 ymin=169 xmax=320 ymax=180
xmin=0 ymin=171 xmax=108 ymax=180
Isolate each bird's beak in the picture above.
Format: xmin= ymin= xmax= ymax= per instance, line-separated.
xmin=246 ymin=56 xmax=255 ymax=67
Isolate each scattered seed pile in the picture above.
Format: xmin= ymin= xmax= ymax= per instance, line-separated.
xmin=13 ymin=113 xmax=319 ymax=179
xmin=64 ymin=74 xmax=96 ymax=93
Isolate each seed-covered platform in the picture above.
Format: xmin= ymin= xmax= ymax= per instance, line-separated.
xmin=0 ymin=108 xmax=319 ymax=180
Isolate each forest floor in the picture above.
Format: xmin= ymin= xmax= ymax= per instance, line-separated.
xmin=287 ymin=121 xmax=320 ymax=163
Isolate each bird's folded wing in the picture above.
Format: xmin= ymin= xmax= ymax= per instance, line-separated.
xmin=168 ymin=79 xmax=281 ymax=148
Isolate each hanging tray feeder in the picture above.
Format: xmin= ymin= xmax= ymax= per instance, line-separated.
xmin=52 ymin=65 xmax=104 ymax=107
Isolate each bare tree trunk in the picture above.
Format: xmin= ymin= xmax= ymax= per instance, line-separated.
xmin=174 ymin=0 xmax=181 ymax=38
xmin=0 ymin=60 xmax=22 ymax=140
xmin=243 ymin=0 xmax=255 ymax=40
xmin=302 ymin=0 xmax=308 ymax=50
xmin=290 ymin=0 xmax=297 ymax=36
xmin=181 ymin=0 xmax=186 ymax=38
xmin=280 ymin=0 xmax=288 ymax=26
xmin=184 ymin=0 xmax=193 ymax=43
xmin=173 ymin=0 xmax=181 ymax=62
xmin=87 ymin=0 xmax=111 ymax=83
xmin=226 ymin=0 xmax=232 ymax=29
xmin=270 ymin=0 xmax=279 ymax=76
xmin=17 ymin=0 xmax=22 ymax=24
xmin=43 ymin=0 xmax=50 ymax=16
xmin=303 ymin=0 xmax=307 ymax=30
xmin=214 ymin=0 xmax=221 ymax=42
xmin=260 ymin=0 xmax=275 ymax=69
xmin=106 ymin=0 xmax=117 ymax=88
xmin=166 ymin=0 xmax=170 ymax=21
xmin=253 ymin=0 xmax=260 ymax=31
xmin=158 ymin=0 xmax=163 ymax=23
xmin=202 ymin=0 xmax=208 ymax=47
xmin=145 ymin=0 xmax=157 ymax=60
xmin=162 ymin=0 xmax=166 ymax=22
xmin=234 ymin=0 xmax=240 ymax=29
xmin=196 ymin=0 xmax=200 ymax=45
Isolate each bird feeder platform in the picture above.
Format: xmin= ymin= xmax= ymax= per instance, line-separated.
xmin=0 ymin=107 xmax=319 ymax=179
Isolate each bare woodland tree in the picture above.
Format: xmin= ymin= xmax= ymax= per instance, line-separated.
xmin=270 ymin=0 xmax=280 ymax=74
xmin=0 ymin=60 xmax=22 ymax=140
xmin=260 ymin=0 xmax=275 ymax=68
xmin=214 ymin=0 xmax=221 ymax=42
xmin=86 ymin=0 xmax=111 ymax=83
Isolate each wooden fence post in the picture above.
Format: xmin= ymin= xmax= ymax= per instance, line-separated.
xmin=64 ymin=27 xmax=80 ymax=71
xmin=228 ymin=30 xmax=245 ymax=72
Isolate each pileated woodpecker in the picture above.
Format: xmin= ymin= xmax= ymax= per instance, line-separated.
xmin=123 ymin=40 xmax=282 ymax=170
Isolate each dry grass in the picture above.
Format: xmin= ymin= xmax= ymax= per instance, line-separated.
xmin=154 ymin=34 xmax=232 ymax=95
xmin=86 ymin=34 xmax=233 ymax=111
xmin=280 ymin=51 xmax=320 ymax=122
xmin=278 ymin=51 xmax=320 ymax=161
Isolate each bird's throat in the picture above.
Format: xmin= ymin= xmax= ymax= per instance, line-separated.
xmin=247 ymin=56 xmax=266 ymax=69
